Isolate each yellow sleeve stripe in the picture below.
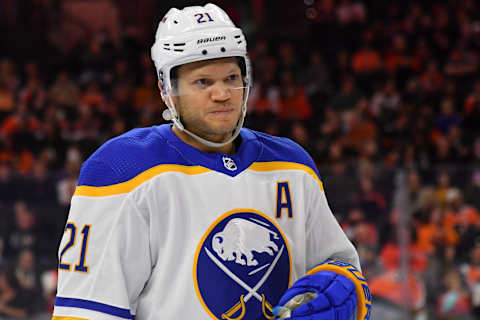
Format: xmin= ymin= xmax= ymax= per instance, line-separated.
xmin=307 ymin=260 xmax=372 ymax=320
xmin=249 ymin=162 xmax=324 ymax=191
xmin=52 ymin=317 xmax=87 ymax=320
xmin=74 ymin=164 xmax=210 ymax=197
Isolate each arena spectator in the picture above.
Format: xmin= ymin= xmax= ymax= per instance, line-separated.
xmin=0 ymin=80 xmax=15 ymax=115
xmin=321 ymin=160 xmax=357 ymax=220
xmin=48 ymin=71 xmax=80 ymax=108
xmin=436 ymin=268 xmax=472 ymax=319
xmin=4 ymin=201 xmax=48 ymax=260
xmin=370 ymin=80 xmax=400 ymax=120
xmin=302 ymin=51 xmax=333 ymax=106
xmin=384 ymin=33 xmax=413 ymax=89
xmin=419 ymin=60 xmax=445 ymax=94
xmin=340 ymin=108 xmax=378 ymax=152
xmin=277 ymin=71 xmax=312 ymax=120
xmin=465 ymin=169 xmax=480 ymax=210
xmin=277 ymin=42 xmax=300 ymax=79
xmin=0 ymin=163 xmax=18 ymax=206
xmin=328 ymin=76 xmax=363 ymax=112
xmin=10 ymin=249 xmax=46 ymax=316
xmin=0 ymin=268 xmax=29 ymax=319
xmin=416 ymin=206 xmax=459 ymax=256
xmin=134 ymin=73 xmax=160 ymax=111
xmin=460 ymin=245 xmax=480 ymax=317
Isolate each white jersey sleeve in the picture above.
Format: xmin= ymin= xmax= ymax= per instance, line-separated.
xmin=53 ymin=159 xmax=151 ymax=320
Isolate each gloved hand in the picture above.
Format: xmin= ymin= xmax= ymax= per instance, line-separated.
xmin=274 ymin=260 xmax=372 ymax=320
xmin=274 ymin=271 xmax=357 ymax=320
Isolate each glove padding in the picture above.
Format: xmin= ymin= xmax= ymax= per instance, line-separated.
xmin=275 ymin=271 xmax=357 ymax=320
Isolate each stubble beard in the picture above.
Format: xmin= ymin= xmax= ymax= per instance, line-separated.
xmin=177 ymin=101 xmax=241 ymax=143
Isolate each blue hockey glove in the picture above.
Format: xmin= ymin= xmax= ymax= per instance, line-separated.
xmin=274 ymin=271 xmax=356 ymax=320
xmin=274 ymin=260 xmax=372 ymax=320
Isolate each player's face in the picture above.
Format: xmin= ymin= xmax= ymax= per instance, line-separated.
xmin=173 ymin=57 xmax=244 ymax=143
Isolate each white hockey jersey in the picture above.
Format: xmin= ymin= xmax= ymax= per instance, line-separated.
xmin=52 ymin=124 xmax=359 ymax=320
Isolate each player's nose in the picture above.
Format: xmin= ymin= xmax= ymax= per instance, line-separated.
xmin=210 ymin=83 xmax=231 ymax=101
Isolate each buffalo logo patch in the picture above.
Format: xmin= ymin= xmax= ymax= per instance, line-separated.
xmin=194 ymin=209 xmax=291 ymax=320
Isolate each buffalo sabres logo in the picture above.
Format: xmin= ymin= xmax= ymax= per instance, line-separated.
xmin=194 ymin=209 xmax=292 ymax=320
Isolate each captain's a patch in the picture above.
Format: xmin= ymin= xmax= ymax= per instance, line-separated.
xmin=194 ymin=209 xmax=292 ymax=320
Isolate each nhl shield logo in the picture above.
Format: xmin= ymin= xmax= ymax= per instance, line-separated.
xmin=222 ymin=156 xmax=237 ymax=171
xmin=194 ymin=209 xmax=292 ymax=320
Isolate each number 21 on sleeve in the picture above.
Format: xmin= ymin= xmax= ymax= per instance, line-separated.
xmin=59 ymin=223 xmax=91 ymax=273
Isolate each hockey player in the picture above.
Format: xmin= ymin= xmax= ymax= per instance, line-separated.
xmin=52 ymin=3 xmax=371 ymax=320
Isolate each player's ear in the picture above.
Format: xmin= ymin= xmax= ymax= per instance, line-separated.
xmin=158 ymin=80 xmax=163 ymax=92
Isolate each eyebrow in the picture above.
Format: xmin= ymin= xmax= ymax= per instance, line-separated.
xmin=192 ymin=68 xmax=240 ymax=78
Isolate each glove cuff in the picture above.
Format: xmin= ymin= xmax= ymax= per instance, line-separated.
xmin=306 ymin=260 xmax=372 ymax=320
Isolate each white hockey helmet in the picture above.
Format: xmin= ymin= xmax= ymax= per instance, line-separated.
xmin=151 ymin=3 xmax=251 ymax=148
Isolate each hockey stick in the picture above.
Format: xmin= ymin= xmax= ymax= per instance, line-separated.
xmin=205 ymin=245 xmax=284 ymax=319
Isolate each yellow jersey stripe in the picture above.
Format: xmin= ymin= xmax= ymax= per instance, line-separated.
xmin=73 ymin=161 xmax=323 ymax=197
xmin=52 ymin=317 xmax=87 ymax=320
xmin=74 ymin=164 xmax=210 ymax=197
xmin=249 ymin=162 xmax=324 ymax=191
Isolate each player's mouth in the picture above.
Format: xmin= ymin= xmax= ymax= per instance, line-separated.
xmin=210 ymin=108 xmax=234 ymax=115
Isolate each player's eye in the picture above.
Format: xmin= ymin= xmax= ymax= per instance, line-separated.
xmin=226 ymin=74 xmax=240 ymax=82
xmin=194 ymin=78 xmax=210 ymax=87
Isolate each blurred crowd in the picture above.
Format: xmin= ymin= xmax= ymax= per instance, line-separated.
xmin=1 ymin=0 xmax=480 ymax=319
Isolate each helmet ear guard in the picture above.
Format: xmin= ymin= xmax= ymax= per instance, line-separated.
xmin=151 ymin=3 xmax=251 ymax=148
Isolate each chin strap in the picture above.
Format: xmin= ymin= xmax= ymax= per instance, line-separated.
xmin=180 ymin=112 xmax=245 ymax=148
xmin=162 ymin=85 xmax=249 ymax=148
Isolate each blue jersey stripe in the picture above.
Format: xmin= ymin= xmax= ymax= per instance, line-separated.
xmin=77 ymin=124 xmax=321 ymax=186
xmin=54 ymin=297 xmax=134 ymax=319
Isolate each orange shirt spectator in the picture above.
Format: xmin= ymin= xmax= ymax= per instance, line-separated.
xmin=370 ymin=270 xmax=425 ymax=310
xmin=416 ymin=223 xmax=459 ymax=253
xmin=0 ymin=84 xmax=14 ymax=112
xmin=384 ymin=34 xmax=411 ymax=75
xmin=80 ymin=82 xmax=106 ymax=110
xmin=16 ymin=150 xmax=34 ymax=175
xmin=416 ymin=208 xmax=459 ymax=254
xmin=1 ymin=115 xmax=40 ymax=137
xmin=444 ymin=207 xmax=480 ymax=230
xmin=278 ymin=72 xmax=312 ymax=120
xmin=351 ymin=46 xmax=381 ymax=74
xmin=278 ymin=87 xmax=311 ymax=120
xmin=380 ymin=242 xmax=428 ymax=273
xmin=340 ymin=109 xmax=378 ymax=149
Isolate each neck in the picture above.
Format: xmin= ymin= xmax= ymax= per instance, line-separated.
xmin=172 ymin=126 xmax=236 ymax=155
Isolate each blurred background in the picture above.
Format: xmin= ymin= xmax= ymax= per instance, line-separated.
xmin=1 ymin=0 xmax=480 ymax=319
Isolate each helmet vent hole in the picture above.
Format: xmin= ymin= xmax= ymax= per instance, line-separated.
xmin=202 ymin=49 xmax=208 ymax=55
xmin=234 ymin=35 xmax=241 ymax=38
xmin=220 ymin=47 xmax=226 ymax=52
xmin=174 ymin=20 xmax=178 ymax=24
xmin=237 ymin=41 xmax=242 ymax=44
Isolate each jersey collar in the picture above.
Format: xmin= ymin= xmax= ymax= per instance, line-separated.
xmin=155 ymin=124 xmax=261 ymax=177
